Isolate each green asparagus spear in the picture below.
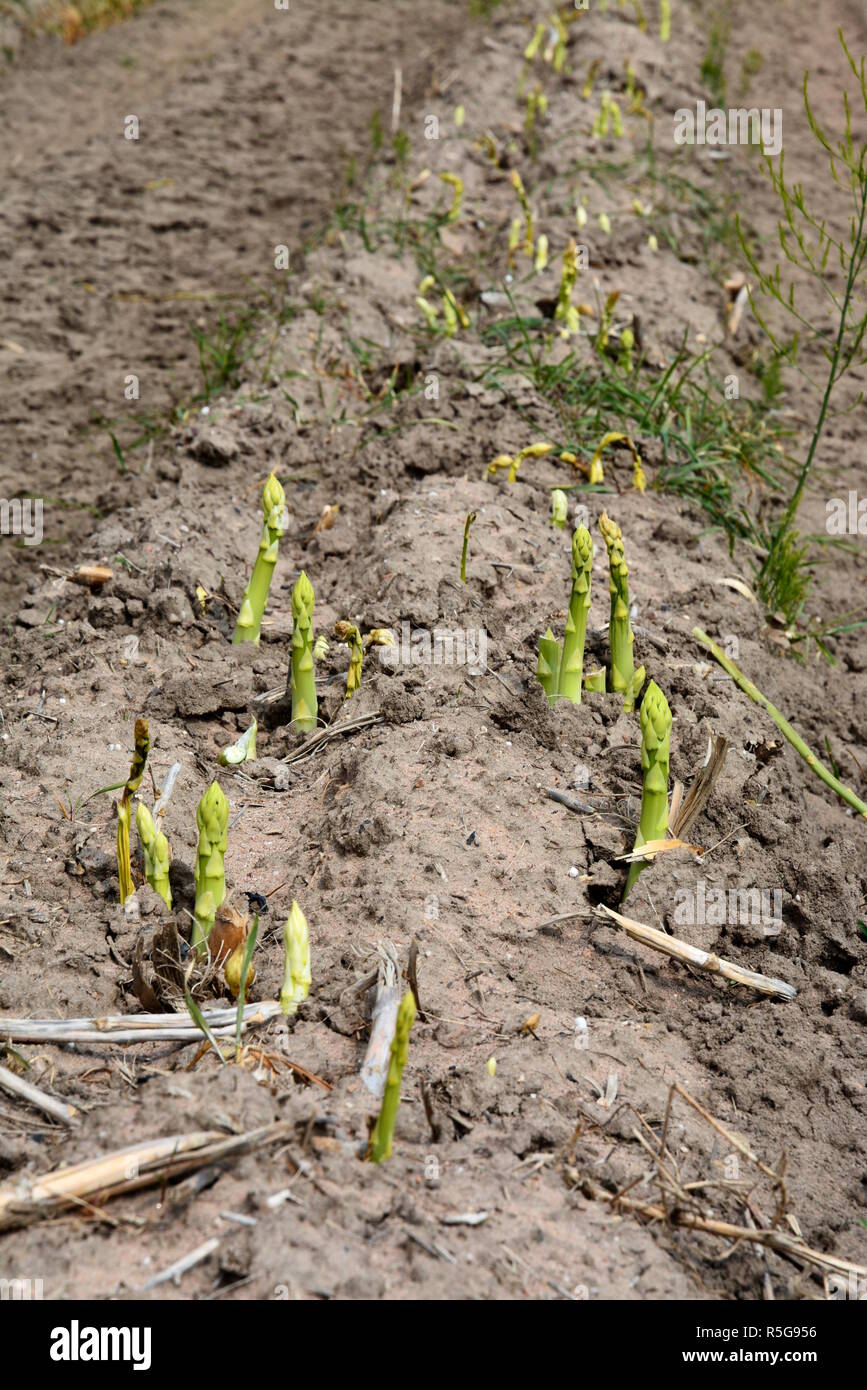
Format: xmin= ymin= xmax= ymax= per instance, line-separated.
xmin=599 ymin=512 xmax=645 ymax=711
xmin=233 ymin=473 xmax=287 ymax=645
xmin=624 ymin=680 xmax=672 ymax=900
xmin=117 ymin=718 xmax=150 ymax=905
xmin=135 ymin=801 xmax=172 ymax=910
xmin=557 ymin=525 xmax=593 ymax=704
xmin=280 ymin=900 xmax=312 ymax=1016
xmin=551 ymin=490 xmax=568 ymax=529
xmin=369 ymin=990 xmax=417 ymax=1163
xmin=554 ymin=239 xmax=581 ymax=336
xmin=192 ymin=780 xmax=228 ymax=953
xmin=290 ymin=571 xmax=318 ymax=732
xmin=537 ymin=627 xmax=562 ymax=708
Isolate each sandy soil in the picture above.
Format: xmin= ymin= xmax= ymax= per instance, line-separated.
xmin=0 ymin=0 xmax=865 ymax=1301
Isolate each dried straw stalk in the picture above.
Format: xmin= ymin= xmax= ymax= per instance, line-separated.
xmin=579 ymin=1178 xmax=867 ymax=1281
xmin=0 ymin=1120 xmax=292 ymax=1233
xmin=596 ymin=905 xmax=796 ymax=1000
xmin=0 ymin=1062 xmax=78 ymax=1125
xmin=0 ymin=1001 xmax=283 ymax=1046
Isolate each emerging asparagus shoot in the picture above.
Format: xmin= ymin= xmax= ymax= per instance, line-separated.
xmin=509 ymin=168 xmax=534 ymax=257
xmin=334 ymin=621 xmax=363 ymax=700
xmin=557 ymin=525 xmax=593 ymax=704
xmin=280 ymin=900 xmax=312 ymax=1016
xmin=599 ymin=512 xmax=645 ymax=712
xmin=192 ymin=780 xmax=229 ymax=954
xmin=368 ymin=989 xmax=417 ymax=1163
xmin=537 ymin=627 xmax=562 ymax=708
xmin=290 ymin=571 xmax=318 ymax=732
xmin=536 ymin=525 xmax=593 ymax=707
xmin=116 ymin=718 xmax=150 ymax=905
xmin=589 ymin=431 xmax=644 ymax=490
xmin=233 ymin=473 xmax=287 ymax=645
xmin=486 ymin=440 xmax=554 ymax=483
xmin=554 ymin=239 xmax=582 ymax=337
xmin=440 ymin=171 xmax=463 ymax=223
xmin=226 ymin=915 xmax=258 ymax=1006
xmin=332 ymin=624 xmax=393 ymax=700
xmin=218 ymin=719 xmax=257 ymax=766
xmin=624 ymin=681 xmax=672 ymax=900
xmin=135 ymin=801 xmax=172 ymax=910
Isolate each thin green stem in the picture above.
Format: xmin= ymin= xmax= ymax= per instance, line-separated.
xmin=461 ymin=511 xmax=477 ymax=583
xmin=761 ymin=180 xmax=867 ymax=584
xmin=692 ymin=628 xmax=867 ymax=817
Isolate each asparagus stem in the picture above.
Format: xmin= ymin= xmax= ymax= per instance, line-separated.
xmin=233 ymin=474 xmax=287 ymax=645
xmin=537 ymin=628 xmax=562 ymax=707
xmin=333 ymin=621 xmax=364 ymax=700
xmin=193 ymin=781 xmax=228 ymax=952
xmin=116 ymin=717 xmax=150 ymax=904
xmin=191 ymin=891 xmax=216 ymax=957
xmin=599 ymin=512 xmax=645 ymax=711
xmin=135 ymin=802 xmax=172 ymax=910
xmin=693 ymin=627 xmax=867 ymax=818
xmin=290 ymin=571 xmax=318 ymax=732
xmin=461 ymin=511 xmax=477 ymax=582
xmin=369 ymin=990 xmax=416 ymax=1163
xmin=557 ymin=524 xmax=593 ymax=704
xmin=624 ymin=681 xmax=672 ymax=900
xmin=117 ymin=801 xmax=132 ymax=904
xmin=584 ymin=668 xmax=606 ymax=693
xmin=226 ymin=917 xmax=258 ymax=1005
xmin=280 ymin=901 xmax=312 ymax=1016
xmin=554 ymin=239 xmax=581 ymax=336
xmin=233 ymin=917 xmax=260 ymax=1050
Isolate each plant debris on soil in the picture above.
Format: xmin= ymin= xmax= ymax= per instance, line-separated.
xmin=0 ymin=0 xmax=865 ymax=1302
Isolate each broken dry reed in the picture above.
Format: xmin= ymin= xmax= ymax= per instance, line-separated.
xmin=670 ymin=734 xmax=729 ymax=839
xmin=0 ymin=1062 xmax=78 ymax=1125
xmin=579 ymin=1178 xmax=866 ymax=1282
xmin=281 ymin=713 xmax=384 ymax=766
xmin=0 ymin=1120 xmax=293 ymax=1233
xmin=0 ymin=1001 xmax=283 ymax=1045
xmin=140 ymin=1236 xmax=220 ymax=1292
xmin=569 ymin=1081 xmax=866 ymax=1290
xmin=596 ymin=905 xmax=796 ymax=1000
xmin=359 ymin=942 xmax=401 ymax=1099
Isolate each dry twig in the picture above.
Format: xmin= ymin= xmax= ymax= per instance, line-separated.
xmin=1 ymin=1001 xmax=283 ymax=1045
xmin=0 ymin=1121 xmax=293 ymax=1233
xmin=596 ymin=905 xmax=796 ymax=1000
xmin=0 ymin=1061 xmax=78 ymax=1125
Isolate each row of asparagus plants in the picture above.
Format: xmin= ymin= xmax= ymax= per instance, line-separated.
xmin=231 ymin=472 xmax=391 ymax=729
xmin=116 ymin=722 xmax=409 ymax=1161
xmin=105 ymin=479 xmax=394 ymax=1062
xmin=537 ymin=512 xmax=646 ymax=713
xmin=112 ymin=481 xmax=660 ymax=1154
xmin=536 ymin=504 xmax=867 ymax=898
xmin=537 ymin=511 xmax=670 ymax=901
xmin=106 ymin=477 xmax=413 ymax=1158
